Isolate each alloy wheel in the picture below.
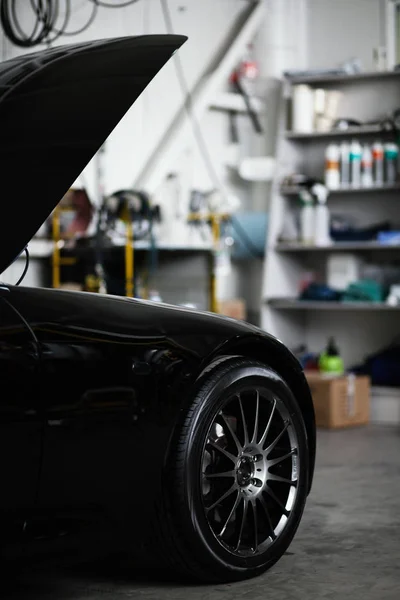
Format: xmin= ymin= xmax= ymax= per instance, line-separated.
xmin=201 ymin=388 xmax=299 ymax=557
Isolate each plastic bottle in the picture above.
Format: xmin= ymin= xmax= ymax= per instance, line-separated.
xmin=214 ymin=234 xmax=233 ymax=276
xmin=384 ymin=142 xmax=399 ymax=185
xmin=299 ymin=189 xmax=315 ymax=245
xmin=312 ymin=183 xmax=331 ymax=246
xmin=325 ymin=143 xmax=340 ymax=190
xmin=339 ymin=141 xmax=350 ymax=187
xmin=372 ymin=140 xmax=384 ymax=186
xmin=350 ymin=139 xmax=362 ymax=188
xmin=319 ymin=337 xmax=344 ymax=375
xmin=361 ymin=144 xmax=373 ymax=188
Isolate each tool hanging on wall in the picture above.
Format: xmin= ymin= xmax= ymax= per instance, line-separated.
xmin=229 ymin=49 xmax=263 ymax=135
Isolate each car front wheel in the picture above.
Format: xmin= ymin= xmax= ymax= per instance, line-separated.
xmin=155 ymin=357 xmax=310 ymax=583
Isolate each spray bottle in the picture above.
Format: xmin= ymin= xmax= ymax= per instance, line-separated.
xmin=372 ymin=140 xmax=384 ymax=186
xmin=325 ymin=143 xmax=340 ymax=189
xmin=340 ymin=141 xmax=350 ymax=187
xmin=299 ymin=189 xmax=315 ymax=245
xmin=350 ymin=139 xmax=362 ymax=187
xmin=361 ymin=144 xmax=373 ymax=188
xmin=312 ymin=183 xmax=331 ymax=246
xmin=384 ymin=142 xmax=399 ymax=185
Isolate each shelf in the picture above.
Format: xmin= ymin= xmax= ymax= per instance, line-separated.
xmin=285 ymin=124 xmax=389 ymax=141
xmin=267 ymin=298 xmax=400 ymax=311
xmin=281 ymin=184 xmax=400 ymax=197
xmin=285 ymin=70 xmax=400 ymax=86
xmin=110 ymin=240 xmax=213 ymax=252
xmin=27 ymin=239 xmax=213 ymax=258
xmin=275 ymin=241 xmax=400 ymax=252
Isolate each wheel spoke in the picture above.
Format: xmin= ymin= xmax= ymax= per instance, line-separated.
xmin=207 ymin=440 xmax=237 ymax=464
xmin=238 ymin=395 xmax=249 ymax=447
xmin=206 ymin=482 xmax=238 ymax=512
xmin=267 ymin=473 xmax=297 ymax=486
xmin=259 ymin=495 xmax=277 ymax=540
xmin=250 ymin=390 xmax=260 ymax=444
xmin=251 ymin=500 xmax=258 ymax=553
xmin=205 ymin=470 xmax=236 ymax=479
xmin=268 ymin=448 xmax=297 ymax=467
xmin=217 ymin=412 xmax=242 ymax=453
xmin=259 ymin=398 xmax=277 ymax=448
xmin=264 ymin=486 xmax=289 ymax=516
xmin=264 ymin=419 xmax=290 ymax=456
xmin=202 ymin=390 xmax=300 ymax=557
xmin=235 ymin=497 xmax=249 ymax=551
xmin=219 ymin=490 xmax=241 ymax=537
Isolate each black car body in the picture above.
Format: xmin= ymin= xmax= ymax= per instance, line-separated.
xmin=0 ymin=35 xmax=315 ymax=583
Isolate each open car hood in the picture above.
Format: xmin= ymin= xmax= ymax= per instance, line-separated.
xmin=0 ymin=35 xmax=186 ymax=274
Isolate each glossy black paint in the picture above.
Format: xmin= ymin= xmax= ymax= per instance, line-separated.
xmin=0 ymin=34 xmax=186 ymax=273
xmin=0 ymin=285 xmax=315 ymax=562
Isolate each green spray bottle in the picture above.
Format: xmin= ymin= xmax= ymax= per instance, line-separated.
xmin=319 ymin=337 xmax=344 ymax=375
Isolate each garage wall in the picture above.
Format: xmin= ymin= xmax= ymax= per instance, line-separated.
xmin=0 ymin=0 xmax=250 ymax=198
xmin=307 ymin=0 xmax=385 ymax=71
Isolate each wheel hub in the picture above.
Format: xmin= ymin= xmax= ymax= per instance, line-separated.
xmin=236 ymin=456 xmax=254 ymax=486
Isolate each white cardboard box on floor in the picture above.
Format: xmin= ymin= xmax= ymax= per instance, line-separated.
xmin=370 ymin=387 xmax=400 ymax=425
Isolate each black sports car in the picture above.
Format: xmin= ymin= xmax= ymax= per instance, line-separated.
xmin=0 ymin=35 xmax=315 ymax=583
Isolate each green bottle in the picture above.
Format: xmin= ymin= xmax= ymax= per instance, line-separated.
xmin=319 ymin=337 xmax=344 ymax=375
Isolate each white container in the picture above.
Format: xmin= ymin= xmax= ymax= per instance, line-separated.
xmin=315 ymin=115 xmax=333 ymax=132
xmin=340 ymin=141 xmax=350 ymax=187
xmin=350 ymin=139 xmax=362 ymax=187
xmin=314 ymin=88 xmax=326 ymax=116
xmin=292 ymin=84 xmax=314 ymax=133
xmin=325 ymin=143 xmax=340 ymax=189
xmin=327 ymin=253 xmax=362 ymax=290
xmin=299 ymin=190 xmax=315 ymax=245
xmin=324 ymin=90 xmax=343 ymax=119
xmin=314 ymin=204 xmax=331 ymax=246
xmin=238 ymin=156 xmax=276 ymax=181
xmin=313 ymin=183 xmax=331 ymax=246
xmin=373 ymin=47 xmax=387 ymax=72
xmin=361 ymin=144 xmax=373 ymax=188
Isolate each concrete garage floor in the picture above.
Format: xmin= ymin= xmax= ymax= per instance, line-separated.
xmin=4 ymin=425 xmax=400 ymax=600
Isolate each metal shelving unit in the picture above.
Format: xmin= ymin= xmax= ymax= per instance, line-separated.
xmin=261 ymin=69 xmax=400 ymax=367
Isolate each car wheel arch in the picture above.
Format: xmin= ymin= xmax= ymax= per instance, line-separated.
xmin=196 ymin=334 xmax=316 ymax=492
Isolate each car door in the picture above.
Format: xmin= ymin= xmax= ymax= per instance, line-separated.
xmin=36 ymin=334 xmax=149 ymax=556
xmin=0 ymin=290 xmax=42 ymax=556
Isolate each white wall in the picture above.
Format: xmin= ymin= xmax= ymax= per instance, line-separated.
xmin=307 ymin=0 xmax=385 ymax=71
xmin=0 ymin=0 xmax=249 ymax=199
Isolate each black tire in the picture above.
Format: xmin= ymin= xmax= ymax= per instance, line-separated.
xmin=154 ymin=357 xmax=309 ymax=583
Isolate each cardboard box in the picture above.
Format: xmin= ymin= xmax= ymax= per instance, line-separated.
xmin=218 ymin=299 xmax=246 ymax=321
xmin=305 ymin=371 xmax=370 ymax=429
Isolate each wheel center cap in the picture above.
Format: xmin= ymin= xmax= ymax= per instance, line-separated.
xmin=237 ymin=456 xmax=253 ymax=486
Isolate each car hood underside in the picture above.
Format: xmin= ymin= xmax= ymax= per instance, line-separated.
xmin=0 ymin=34 xmax=186 ymax=274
